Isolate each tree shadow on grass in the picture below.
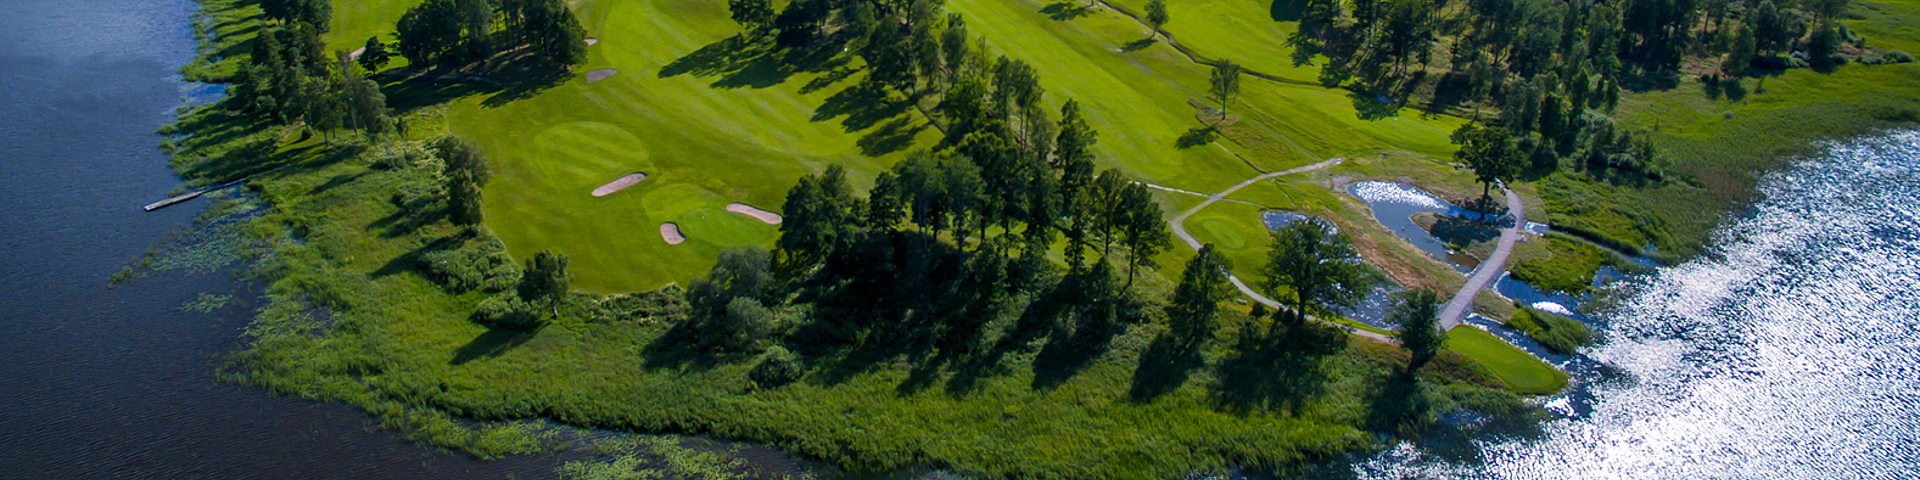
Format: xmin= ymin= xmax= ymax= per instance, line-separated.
xmin=1041 ymin=2 xmax=1095 ymax=21
xmin=1349 ymin=88 xmax=1402 ymax=120
xmin=452 ymin=324 xmax=543 ymax=365
xmin=1210 ymin=315 xmax=1348 ymax=415
xmin=857 ymin=117 xmax=929 ymax=157
xmin=815 ymin=80 xmax=908 ymax=132
xmin=661 ymin=34 xmax=851 ymax=91
xmin=1127 ymin=331 xmax=1205 ymax=402
xmin=1364 ymin=370 xmax=1430 ymax=433
xmin=1176 ymin=126 xmax=1216 ymax=149
xmin=1122 ymin=37 xmax=1158 ymax=52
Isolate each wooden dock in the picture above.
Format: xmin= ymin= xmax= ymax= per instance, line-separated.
xmin=142 ymin=180 xmax=244 ymax=212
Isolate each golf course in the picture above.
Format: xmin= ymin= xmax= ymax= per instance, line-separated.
xmin=150 ymin=0 xmax=1920 ymax=476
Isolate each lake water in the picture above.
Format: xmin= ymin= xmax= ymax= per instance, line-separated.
xmin=0 ymin=1 xmax=560 ymax=478
xmin=1340 ymin=131 xmax=1920 ymax=479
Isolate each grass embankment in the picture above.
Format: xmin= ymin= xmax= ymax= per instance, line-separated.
xmin=1445 ymin=327 xmax=1567 ymax=395
xmin=1510 ymin=233 xmax=1623 ymax=295
xmin=1544 ymin=0 xmax=1920 ymax=259
xmin=1504 ymin=307 xmax=1594 ymax=356
xmin=167 ymin=0 xmax=1549 ymax=478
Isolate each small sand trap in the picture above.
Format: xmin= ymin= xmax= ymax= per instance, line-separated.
xmin=660 ymin=222 xmax=685 ymax=245
xmin=586 ymin=68 xmax=619 ymax=83
xmin=726 ymin=203 xmax=783 ymax=225
xmin=349 ymin=47 xmax=366 ymax=60
xmin=591 ymin=172 xmax=647 ymax=197
xmin=585 ymin=37 xmax=599 ymax=46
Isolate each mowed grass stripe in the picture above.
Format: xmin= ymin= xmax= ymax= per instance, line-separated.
xmin=949 ymin=0 xmax=1257 ymax=192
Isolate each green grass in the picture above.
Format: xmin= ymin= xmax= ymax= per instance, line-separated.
xmin=1445 ymin=327 xmax=1567 ymax=395
xmin=177 ymin=0 xmax=1604 ymax=473
xmin=1542 ymin=0 xmax=1920 ymax=258
xmin=1097 ymin=0 xmax=1320 ymax=84
xmin=1511 ymin=233 xmax=1616 ymax=295
xmin=1504 ymin=307 xmax=1593 ymax=356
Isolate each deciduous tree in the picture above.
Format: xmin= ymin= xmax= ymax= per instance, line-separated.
xmin=1261 ymin=221 xmax=1370 ymax=324
xmin=1389 ymin=289 xmax=1445 ymax=373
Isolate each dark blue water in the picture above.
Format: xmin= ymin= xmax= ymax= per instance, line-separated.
xmin=0 ymin=1 xmax=559 ymax=478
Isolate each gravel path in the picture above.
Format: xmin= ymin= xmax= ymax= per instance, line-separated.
xmin=1161 ymin=158 xmax=1394 ymax=342
xmin=1436 ymin=184 xmax=1525 ymax=330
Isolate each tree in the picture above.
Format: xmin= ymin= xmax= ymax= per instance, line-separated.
xmin=1170 ymin=244 xmax=1233 ymax=345
xmin=1091 ymin=168 xmax=1128 ymax=259
xmin=508 ymin=0 xmax=588 ymax=68
xmin=728 ymin=0 xmax=775 ymax=35
xmin=1116 ymin=182 xmax=1170 ymax=288
xmin=866 ymin=171 xmax=905 ymax=230
xmin=262 ymin=0 xmax=331 ymax=31
xmin=358 ymin=37 xmax=392 ymax=72
xmin=778 ymin=165 xmax=857 ymax=267
xmin=395 ymin=0 xmax=495 ymax=69
xmin=1723 ymin=21 xmax=1758 ymax=76
xmin=436 ymin=137 xmax=492 ymax=226
xmin=1451 ymin=123 xmax=1519 ymax=206
xmin=521 ymin=249 xmax=572 ymax=316
xmin=1389 ymin=289 xmax=1444 ymax=373
xmin=1261 ymin=221 xmax=1370 ymax=324
xmin=1208 ymin=60 xmax=1241 ymax=126
xmin=1145 ymin=0 xmax=1170 ymax=39
xmin=1055 ymin=100 xmax=1098 ymax=270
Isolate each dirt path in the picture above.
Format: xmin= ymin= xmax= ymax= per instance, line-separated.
xmin=1436 ymin=184 xmax=1524 ymax=330
xmin=1160 ymin=158 xmax=1393 ymax=342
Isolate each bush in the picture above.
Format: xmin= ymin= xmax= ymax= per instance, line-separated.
xmin=584 ymin=286 xmax=689 ymax=324
xmin=391 ymin=178 xmax=444 ymax=214
xmin=417 ymin=233 xmax=520 ymax=292
xmin=749 ymin=345 xmax=804 ymax=388
xmin=1888 ymin=50 xmax=1915 ymax=64
xmin=474 ymin=295 xmax=543 ymax=329
xmin=719 ymin=297 xmax=777 ymax=351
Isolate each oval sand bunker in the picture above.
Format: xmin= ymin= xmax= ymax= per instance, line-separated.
xmin=591 ymin=172 xmax=647 ymax=197
xmin=660 ymin=222 xmax=685 ymax=245
xmin=726 ymin=203 xmax=783 ymax=224
xmin=585 ymin=69 xmax=619 ymax=83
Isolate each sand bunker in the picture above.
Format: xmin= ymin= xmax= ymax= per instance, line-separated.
xmin=726 ymin=203 xmax=783 ymax=225
xmin=660 ymin=222 xmax=685 ymax=245
xmin=591 ymin=172 xmax=647 ymax=197
xmin=349 ymin=47 xmax=366 ymax=60
xmin=585 ymin=37 xmax=599 ymax=46
xmin=586 ymin=69 xmax=619 ymax=83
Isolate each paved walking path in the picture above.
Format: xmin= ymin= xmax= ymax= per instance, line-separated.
xmin=1158 ymin=158 xmax=1396 ymax=343
xmin=1436 ymin=184 xmax=1525 ymax=330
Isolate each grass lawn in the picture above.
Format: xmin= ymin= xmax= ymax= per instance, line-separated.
xmin=1096 ymin=0 xmax=1321 ymax=84
xmin=1445 ymin=326 xmax=1567 ymax=395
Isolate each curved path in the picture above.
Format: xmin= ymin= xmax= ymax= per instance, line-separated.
xmin=1159 ymin=158 xmax=1395 ymax=343
xmin=1436 ymin=184 xmax=1525 ymax=330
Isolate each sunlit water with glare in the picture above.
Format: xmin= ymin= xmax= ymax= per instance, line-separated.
xmin=1348 ymin=130 xmax=1920 ymax=479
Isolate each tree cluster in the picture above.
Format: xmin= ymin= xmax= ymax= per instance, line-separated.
xmin=231 ymin=7 xmax=393 ymax=138
xmin=1288 ymin=0 xmax=1879 ymax=182
xmin=396 ymin=0 xmax=588 ymax=71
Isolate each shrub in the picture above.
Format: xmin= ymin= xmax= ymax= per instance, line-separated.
xmin=749 ymin=345 xmax=804 ymax=388
xmin=474 ymin=295 xmax=543 ymax=329
xmin=417 ymin=233 xmax=520 ymax=293
xmin=719 ymin=297 xmax=777 ymax=351
xmin=584 ymin=286 xmax=689 ymax=324
xmin=1888 ymin=50 xmax=1915 ymax=64
xmin=391 ymin=178 xmax=444 ymax=214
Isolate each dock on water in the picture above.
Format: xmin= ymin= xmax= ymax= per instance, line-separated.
xmin=142 ymin=179 xmax=244 ymax=212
